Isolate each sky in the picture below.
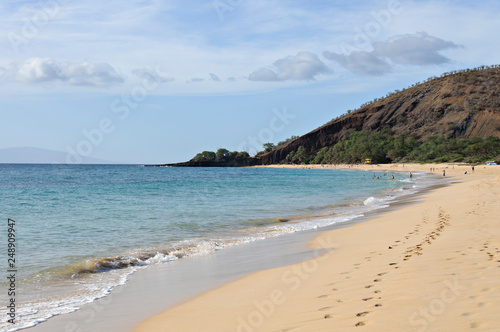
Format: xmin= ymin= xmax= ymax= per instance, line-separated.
xmin=0 ymin=0 xmax=499 ymax=164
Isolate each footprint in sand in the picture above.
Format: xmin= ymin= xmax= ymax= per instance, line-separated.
xmin=356 ymin=311 xmax=370 ymax=317
xmin=318 ymin=294 xmax=329 ymax=299
xmin=374 ymin=290 xmax=381 ymax=294
xmin=374 ymin=279 xmax=381 ymax=282
xmin=470 ymin=322 xmax=481 ymax=328
xmin=362 ymin=297 xmax=374 ymax=301
xmin=375 ymin=303 xmax=382 ymax=307
xmin=319 ymin=307 xmax=332 ymax=311
xmin=365 ymin=285 xmax=374 ymax=289
xmin=389 ymin=263 xmax=397 ymax=266
xmin=355 ymin=321 xmax=366 ymax=327
xmin=377 ymin=272 xmax=388 ymax=276
xmin=324 ymin=314 xmax=334 ymax=319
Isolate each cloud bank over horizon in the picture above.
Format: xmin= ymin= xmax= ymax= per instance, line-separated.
xmin=1 ymin=0 xmax=494 ymax=94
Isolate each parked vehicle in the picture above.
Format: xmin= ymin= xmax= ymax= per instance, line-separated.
xmin=486 ymin=161 xmax=499 ymax=165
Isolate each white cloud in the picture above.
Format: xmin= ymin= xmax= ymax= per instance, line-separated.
xmin=6 ymin=58 xmax=123 ymax=86
xmin=323 ymin=51 xmax=392 ymax=76
xmin=132 ymin=68 xmax=174 ymax=83
xmin=248 ymin=52 xmax=330 ymax=81
xmin=373 ymin=32 xmax=461 ymax=65
xmin=325 ymin=32 xmax=461 ymax=76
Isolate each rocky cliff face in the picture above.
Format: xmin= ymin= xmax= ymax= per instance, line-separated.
xmin=259 ymin=67 xmax=500 ymax=164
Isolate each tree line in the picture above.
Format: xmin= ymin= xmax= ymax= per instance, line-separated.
xmin=190 ymin=131 xmax=500 ymax=165
xmin=284 ymin=129 xmax=500 ymax=164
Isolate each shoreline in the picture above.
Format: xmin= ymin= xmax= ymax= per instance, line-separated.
xmin=22 ymin=165 xmax=427 ymax=332
xmin=134 ymin=163 xmax=500 ymax=331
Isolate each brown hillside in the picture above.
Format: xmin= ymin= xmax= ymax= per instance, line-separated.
xmin=259 ymin=67 xmax=500 ymax=164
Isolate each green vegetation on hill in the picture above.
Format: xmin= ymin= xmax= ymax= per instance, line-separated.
xmin=283 ymin=130 xmax=500 ymax=164
xmin=187 ymin=133 xmax=500 ymax=166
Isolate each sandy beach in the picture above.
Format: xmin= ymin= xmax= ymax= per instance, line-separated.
xmin=134 ymin=163 xmax=500 ymax=332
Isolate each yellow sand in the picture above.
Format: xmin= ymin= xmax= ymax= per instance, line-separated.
xmin=134 ymin=164 xmax=500 ymax=332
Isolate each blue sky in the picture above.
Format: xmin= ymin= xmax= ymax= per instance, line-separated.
xmin=1 ymin=0 xmax=499 ymax=163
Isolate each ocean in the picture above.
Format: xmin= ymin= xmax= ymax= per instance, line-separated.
xmin=0 ymin=164 xmax=433 ymax=331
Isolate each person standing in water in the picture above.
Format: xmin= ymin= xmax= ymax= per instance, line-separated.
xmin=443 ymin=170 xmax=446 ymax=177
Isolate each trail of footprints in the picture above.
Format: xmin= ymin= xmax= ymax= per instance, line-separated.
xmin=479 ymin=240 xmax=500 ymax=264
xmin=402 ymin=208 xmax=450 ymax=261
xmin=318 ymin=208 xmax=452 ymax=328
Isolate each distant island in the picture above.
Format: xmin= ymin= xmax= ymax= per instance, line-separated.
xmin=149 ymin=65 xmax=500 ymax=167
xmin=0 ymin=147 xmax=118 ymax=164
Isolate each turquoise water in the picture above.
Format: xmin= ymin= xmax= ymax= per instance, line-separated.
xmin=0 ymin=164 xmax=426 ymax=330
